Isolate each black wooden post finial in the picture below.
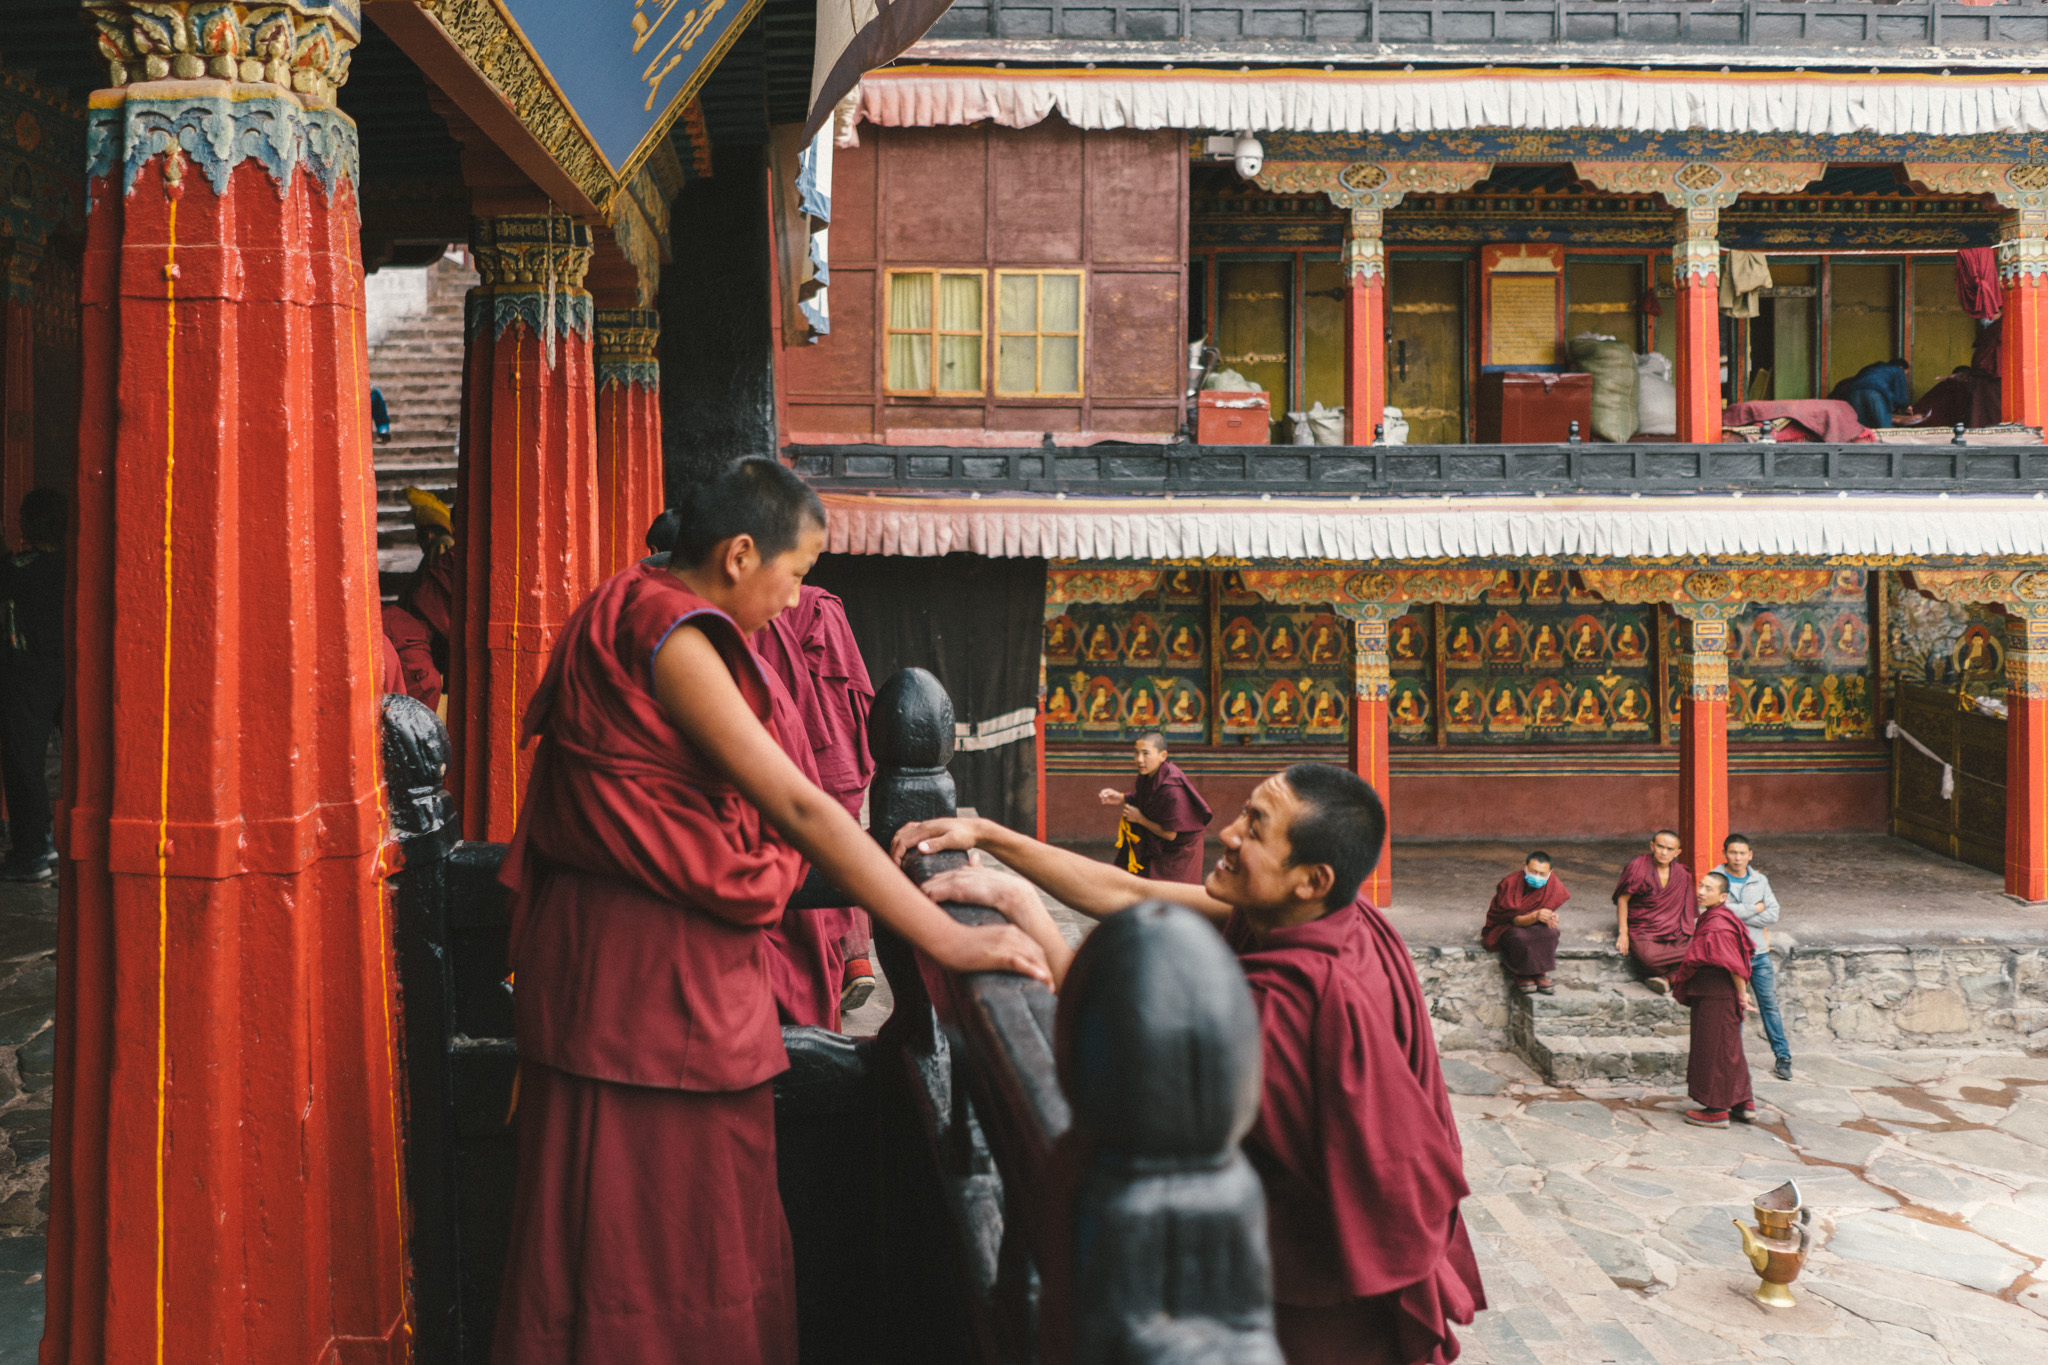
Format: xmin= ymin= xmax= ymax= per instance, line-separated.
xmin=1568 ymin=419 xmax=1582 ymax=445
xmin=1059 ymin=902 xmax=1281 ymax=1365
xmin=867 ymin=667 xmax=957 ymax=854
xmin=1953 ymin=422 xmax=1969 ymax=446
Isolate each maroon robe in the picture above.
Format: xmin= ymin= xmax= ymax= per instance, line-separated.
xmin=1480 ymin=871 xmax=1569 ymax=978
xmin=751 ymin=585 xmax=877 ymax=1029
xmin=1128 ymin=759 xmax=1214 ymax=884
xmin=1232 ymin=899 xmax=1486 ymax=1365
xmin=495 ymin=563 xmax=810 ymax=1365
xmin=1612 ymin=854 xmax=1696 ymax=976
xmin=1671 ymin=902 xmax=1755 ymax=1113
xmin=379 ymin=628 xmax=405 ymax=698
xmin=381 ymin=602 xmax=442 ymax=708
xmin=407 ymin=548 xmax=455 ymax=644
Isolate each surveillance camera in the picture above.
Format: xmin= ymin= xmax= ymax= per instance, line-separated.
xmin=1233 ymin=133 xmax=1263 ymax=180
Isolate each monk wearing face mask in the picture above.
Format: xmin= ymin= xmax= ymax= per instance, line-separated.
xmin=1482 ymin=852 xmax=1569 ymax=995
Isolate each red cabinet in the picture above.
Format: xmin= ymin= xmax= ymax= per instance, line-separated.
xmin=1475 ymin=372 xmax=1593 ymax=444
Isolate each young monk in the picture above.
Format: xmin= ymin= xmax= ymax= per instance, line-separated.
xmin=1611 ymin=828 xmax=1696 ymax=993
xmin=493 ymin=458 xmax=1049 ymax=1365
xmin=897 ymin=763 xmax=1484 ymax=1365
xmin=1670 ymin=870 xmax=1757 ymax=1129
xmin=751 ymin=583 xmax=881 ymax=1024
xmin=1482 ymin=851 xmax=1568 ymax=995
xmin=1096 ymin=731 xmax=1214 ymax=883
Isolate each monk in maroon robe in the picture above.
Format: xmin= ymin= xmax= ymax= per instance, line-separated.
xmin=381 ymin=602 xmax=442 ymax=709
xmin=1482 ymin=852 xmax=1568 ymax=993
xmin=1611 ymin=829 xmax=1695 ymax=989
xmin=899 ymin=761 xmax=1485 ymax=1365
xmin=1670 ymin=871 xmax=1756 ymax=1128
xmin=1099 ymin=733 xmax=1214 ymax=884
xmin=493 ymin=459 xmax=1048 ymax=1365
xmin=751 ymin=584 xmax=879 ymax=1028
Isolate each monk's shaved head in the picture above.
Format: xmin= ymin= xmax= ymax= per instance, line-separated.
xmin=674 ymin=458 xmax=824 ymax=568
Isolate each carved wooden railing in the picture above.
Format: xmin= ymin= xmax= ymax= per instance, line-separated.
xmin=382 ymin=668 xmax=1279 ymax=1365
xmin=926 ymin=0 xmax=2048 ymax=50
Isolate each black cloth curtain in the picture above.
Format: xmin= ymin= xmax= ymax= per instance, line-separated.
xmin=807 ymin=553 xmax=1046 ymax=834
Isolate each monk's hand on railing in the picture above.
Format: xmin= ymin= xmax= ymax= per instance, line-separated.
xmin=891 ymin=815 xmax=987 ymax=864
xmin=924 ymin=918 xmax=1054 ymax=987
xmin=923 ymin=865 xmax=1075 ymax=990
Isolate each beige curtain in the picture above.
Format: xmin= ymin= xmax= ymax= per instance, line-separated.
xmin=937 ymin=273 xmax=981 ymax=391
xmin=887 ymin=273 xmax=931 ymax=390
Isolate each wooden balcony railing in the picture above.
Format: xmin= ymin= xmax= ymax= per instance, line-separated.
xmin=925 ymin=0 xmax=2048 ymax=49
xmin=787 ymin=441 xmax=2048 ymax=496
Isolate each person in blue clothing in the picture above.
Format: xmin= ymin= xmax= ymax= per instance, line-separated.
xmin=1713 ymin=832 xmax=1792 ymax=1081
xmin=1830 ymin=359 xmax=1914 ymax=430
xmin=370 ymin=385 xmax=392 ymax=444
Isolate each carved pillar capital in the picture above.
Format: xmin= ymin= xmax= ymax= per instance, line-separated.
xmin=1253 ymin=160 xmax=1491 ymax=282
xmin=86 ymin=1 xmax=357 ymax=102
xmin=468 ymin=215 xmax=594 ymax=353
xmin=1352 ymin=617 xmax=1392 ymax=701
xmin=594 ymin=307 xmax=660 ymax=390
xmin=2006 ymin=615 xmax=2048 ymax=699
xmin=1674 ymin=617 xmax=1730 ymax=700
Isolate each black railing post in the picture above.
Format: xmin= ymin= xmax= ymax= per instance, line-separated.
xmin=1060 ymin=903 xmax=1282 ymax=1365
xmin=380 ymin=694 xmax=463 ymax=1362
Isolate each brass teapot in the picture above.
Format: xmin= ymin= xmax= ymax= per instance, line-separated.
xmin=1733 ymin=1179 xmax=1811 ymax=1308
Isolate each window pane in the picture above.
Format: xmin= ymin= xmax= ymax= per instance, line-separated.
xmin=889 ymin=273 xmax=932 ymax=332
xmin=999 ymin=274 xmax=1038 ymax=332
xmin=997 ymin=335 xmax=1038 ymax=394
xmin=939 ymin=273 xmax=982 ymax=332
xmin=1042 ymin=274 xmax=1081 ymax=332
xmin=888 ymin=333 xmax=931 ymax=392
xmin=1040 ymin=336 xmax=1079 ymax=394
xmin=938 ymin=335 xmax=981 ymax=391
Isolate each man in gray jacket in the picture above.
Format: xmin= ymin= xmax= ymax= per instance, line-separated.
xmin=1714 ymin=833 xmax=1792 ymax=1080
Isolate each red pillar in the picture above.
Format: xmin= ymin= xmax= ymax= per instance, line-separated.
xmin=1342 ymin=212 xmax=1386 ymax=444
xmin=1674 ymin=224 xmax=1723 ymax=443
xmin=450 ymin=216 xmax=600 ymax=842
xmin=0 ymin=239 xmax=39 ymax=544
xmin=1349 ymin=616 xmax=1393 ymax=905
xmin=1675 ymin=616 xmax=1730 ymax=879
xmin=2005 ymin=616 xmax=2048 ymax=902
xmin=595 ymin=307 xmax=662 ymax=576
xmin=48 ymin=71 xmax=408 ymax=1365
xmin=1999 ymin=215 xmax=2048 ymax=428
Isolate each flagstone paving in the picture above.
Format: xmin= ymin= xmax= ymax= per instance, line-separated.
xmin=1446 ymin=1041 xmax=2048 ymax=1365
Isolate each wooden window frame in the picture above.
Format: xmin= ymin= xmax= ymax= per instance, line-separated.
xmin=994 ymin=269 xmax=1087 ymax=398
xmin=883 ymin=268 xmax=988 ymax=397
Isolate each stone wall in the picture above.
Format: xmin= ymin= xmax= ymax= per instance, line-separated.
xmin=1415 ymin=943 xmax=2048 ymax=1056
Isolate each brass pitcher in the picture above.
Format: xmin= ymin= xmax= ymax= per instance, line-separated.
xmin=1733 ymin=1179 xmax=1811 ymax=1308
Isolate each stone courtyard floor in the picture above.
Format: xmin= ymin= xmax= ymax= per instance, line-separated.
xmin=1442 ymin=1040 xmax=2048 ymax=1365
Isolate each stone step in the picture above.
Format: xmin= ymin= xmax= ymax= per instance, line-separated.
xmin=1521 ymin=981 xmax=1690 ymax=1037
xmin=1519 ymin=1032 xmax=1688 ymax=1086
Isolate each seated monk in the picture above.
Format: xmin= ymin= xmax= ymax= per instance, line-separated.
xmin=494 ymin=459 xmax=1048 ymax=1365
xmin=1611 ymin=829 xmax=1697 ymax=993
xmin=1914 ymin=365 xmax=2001 ymax=432
xmin=1670 ymin=871 xmax=1757 ymax=1129
xmin=896 ymin=765 xmax=1485 ymax=1365
xmin=1482 ymin=852 xmax=1568 ymax=995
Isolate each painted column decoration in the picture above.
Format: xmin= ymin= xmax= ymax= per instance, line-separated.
xmin=1254 ymin=161 xmax=1490 ymax=444
xmin=452 ymin=214 xmax=599 ymax=842
xmin=49 ymin=5 xmax=412 ymax=1363
xmin=2005 ymin=615 xmax=2048 ymax=903
xmin=1 ymin=239 xmax=41 ymax=544
xmin=1673 ymin=614 xmax=1731 ymax=879
xmin=1347 ymin=612 xmax=1394 ymax=906
xmin=594 ymin=307 xmax=662 ymax=576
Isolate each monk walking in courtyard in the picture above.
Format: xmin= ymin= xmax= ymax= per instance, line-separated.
xmin=1098 ymin=731 xmax=1214 ymax=883
xmin=900 ymin=763 xmax=1484 ymax=1365
xmin=492 ymin=458 xmax=1049 ymax=1365
xmin=1612 ymin=829 xmax=1696 ymax=993
xmin=1671 ymin=871 xmax=1757 ymax=1129
xmin=1482 ymin=851 xmax=1568 ymax=994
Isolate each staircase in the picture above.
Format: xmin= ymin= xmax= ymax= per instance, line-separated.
xmin=370 ymin=254 xmax=474 ymax=582
xmin=1509 ymin=949 xmax=1690 ymax=1086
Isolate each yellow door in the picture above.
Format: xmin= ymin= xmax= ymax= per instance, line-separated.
xmin=1387 ymin=259 xmax=1466 ymax=444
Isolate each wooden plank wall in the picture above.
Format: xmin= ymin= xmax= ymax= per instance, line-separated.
xmin=1890 ymin=682 xmax=2004 ymax=873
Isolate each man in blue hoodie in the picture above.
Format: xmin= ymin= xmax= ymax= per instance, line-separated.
xmin=1714 ymin=833 xmax=1792 ymax=1081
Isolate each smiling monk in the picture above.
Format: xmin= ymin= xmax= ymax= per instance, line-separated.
xmin=896 ymin=763 xmax=1485 ymax=1365
xmin=493 ymin=458 xmax=1049 ymax=1365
